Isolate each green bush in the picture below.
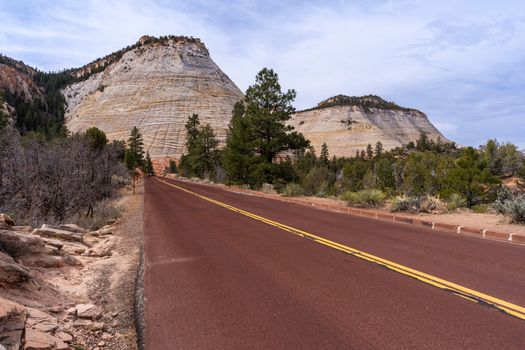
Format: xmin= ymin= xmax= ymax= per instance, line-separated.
xmin=472 ymin=204 xmax=490 ymax=213
xmin=340 ymin=189 xmax=386 ymax=208
xmin=446 ymin=193 xmax=467 ymax=211
xmin=281 ymin=183 xmax=303 ymax=197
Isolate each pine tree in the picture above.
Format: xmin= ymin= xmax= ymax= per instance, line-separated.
xmin=223 ymin=101 xmax=254 ymax=182
xmin=127 ymin=126 xmax=144 ymax=166
xmin=193 ymin=124 xmax=219 ymax=178
xmin=319 ymin=142 xmax=329 ymax=166
xmin=84 ymin=127 xmax=108 ymax=150
xmin=185 ymin=113 xmax=200 ymax=151
xmin=445 ymin=147 xmax=500 ymax=208
xmin=374 ymin=141 xmax=383 ymax=158
xmin=223 ymin=68 xmax=308 ymax=186
xmin=144 ymin=151 xmax=155 ymax=176
xmin=366 ymin=144 xmax=374 ymax=160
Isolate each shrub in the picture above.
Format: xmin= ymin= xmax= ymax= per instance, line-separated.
xmin=472 ymin=204 xmax=490 ymax=214
xmin=281 ymin=183 xmax=303 ymax=197
xmin=493 ymin=188 xmax=525 ymax=224
xmin=446 ymin=193 xmax=467 ymax=211
xmin=340 ymin=189 xmax=386 ymax=208
xmin=71 ymin=199 xmax=121 ymax=231
xmin=391 ymin=196 xmax=421 ymax=212
xmin=391 ymin=195 xmax=446 ymax=213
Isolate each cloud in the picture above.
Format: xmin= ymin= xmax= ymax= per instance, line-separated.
xmin=0 ymin=0 xmax=524 ymax=148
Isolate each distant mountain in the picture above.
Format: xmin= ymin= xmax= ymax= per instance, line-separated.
xmin=288 ymin=95 xmax=447 ymax=158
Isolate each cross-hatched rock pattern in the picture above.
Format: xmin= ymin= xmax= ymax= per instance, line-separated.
xmin=63 ymin=37 xmax=243 ymax=159
xmin=289 ymin=104 xmax=447 ymax=158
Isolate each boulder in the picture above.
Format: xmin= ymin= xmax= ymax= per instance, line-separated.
xmin=0 ymin=297 xmax=26 ymax=350
xmin=32 ymin=224 xmax=84 ymax=243
xmin=0 ymin=230 xmax=45 ymax=258
xmin=0 ymin=253 xmax=29 ymax=284
xmin=57 ymin=224 xmax=86 ymax=234
xmin=0 ymin=214 xmax=15 ymax=226
xmin=23 ymin=328 xmax=68 ymax=350
xmin=75 ymin=304 xmax=102 ymax=320
xmin=0 ymin=222 xmax=12 ymax=231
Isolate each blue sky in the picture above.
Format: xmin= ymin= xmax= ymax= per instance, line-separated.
xmin=1 ymin=0 xmax=524 ymax=148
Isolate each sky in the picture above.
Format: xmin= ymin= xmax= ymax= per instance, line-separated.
xmin=1 ymin=0 xmax=524 ymax=148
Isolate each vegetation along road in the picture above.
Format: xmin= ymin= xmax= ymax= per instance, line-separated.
xmin=144 ymin=177 xmax=525 ymax=349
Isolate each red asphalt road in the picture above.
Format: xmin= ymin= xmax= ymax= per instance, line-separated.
xmin=144 ymin=177 xmax=525 ymax=349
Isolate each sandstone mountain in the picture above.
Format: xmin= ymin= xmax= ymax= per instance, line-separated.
xmin=63 ymin=35 xmax=244 ymax=158
xmin=289 ymin=95 xmax=447 ymax=158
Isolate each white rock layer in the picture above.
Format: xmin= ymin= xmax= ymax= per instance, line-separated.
xmin=63 ymin=38 xmax=243 ymax=159
xmin=288 ymin=105 xmax=447 ymax=158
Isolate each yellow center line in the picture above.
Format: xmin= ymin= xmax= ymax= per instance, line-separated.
xmin=155 ymin=178 xmax=525 ymax=321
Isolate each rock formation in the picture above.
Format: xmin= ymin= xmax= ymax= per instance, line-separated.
xmin=63 ymin=35 xmax=244 ymax=159
xmin=288 ymin=95 xmax=447 ymax=158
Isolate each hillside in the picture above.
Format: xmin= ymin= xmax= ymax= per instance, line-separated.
xmin=289 ymin=95 xmax=447 ymax=157
xmin=63 ymin=35 xmax=244 ymax=159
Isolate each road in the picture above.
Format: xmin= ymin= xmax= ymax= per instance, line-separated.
xmin=144 ymin=177 xmax=525 ymax=349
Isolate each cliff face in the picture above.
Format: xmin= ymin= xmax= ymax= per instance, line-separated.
xmin=289 ymin=95 xmax=447 ymax=158
xmin=63 ymin=36 xmax=243 ymax=158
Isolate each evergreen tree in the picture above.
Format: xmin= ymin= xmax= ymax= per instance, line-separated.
xmin=223 ymin=101 xmax=254 ymax=182
xmin=360 ymin=150 xmax=366 ymax=159
xmin=244 ymin=68 xmax=308 ymax=163
xmin=374 ymin=141 xmax=383 ymax=158
xmin=167 ymin=160 xmax=178 ymax=174
xmin=84 ymin=127 xmax=108 ymax=150
xmin=319 ymin=142 xmax=329 ymax=166
xmin=223 ymin=68 xmax=308 ymax=186
xmin=366 ymin=144 xmax=374 ymax=160
xmin=375 ymin=157 xmax=395 ymax=191
xmin=124 ymin=149 xmax=136 ymax=171
xmin=193 ymin=124 xmax=219 ymax=178
xmin=185 ymin=113 xmax=200 ymax=151
xmin=445 ymin=147 xmax=500 ymax=208
xmin=127 ymin=126 xmax=144 ymax=166
xmin=416 ymin=132 xmax=430 ymax=151
xmin=144 ymin=151 xmax=155 ymax=176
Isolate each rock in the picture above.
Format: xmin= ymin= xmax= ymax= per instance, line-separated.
xmin=0 ymin=230 xmax=46 ymax=258
xmin=55 ymin=331 xmax=73 ymax=343
xmin=0 ymin=213 xmax=15 ymax=226
xmin=61 ymin=243 xmax=86 ymax=255
xmin=57 ymin=224 xmax=86 ymax=234
xmin=18 ymin=255 xmax=65 ymax=269
xmin=289 ymin=95 xmax=448 ymax=158
xmin=75 ymin=304 xmax=102 ymax=320
xmin=90 ymin=322 xmax=105 ymax=332
xmin=72 ymin=319 xmax=93 ymax=328
xmin=97 ymin=340 xmax=106 ymax=347
xmin=33 ymin=322 xmax=59 ymax=333
xmin=32 ymin=224 xmax=84 ymax=243
xmin=0 ymin=221 xmax=12 ymax=230
xmin=66 ymin=307 xmax=77 ymax=316
xmin=111 ymin=320 xmax=119 ymax=328
xmin=101 ymin=333 xmax=112 ymax=340
xmin=12 ymin=226 xmax=33 ymax=233
xmin=64 ymin=36 xmax=243 ymax=160
xmin=0 ymin=252 xmax=29 ymax=284
xmin=0 ymin=297 xmax=26 ymax=350
xmin=24 ymin=328 xmax=68 ymax=350
xmin=111 ymin=311 xmax=119 ymax=318
xmin=41 ymin=237 xmax=64 ymax=249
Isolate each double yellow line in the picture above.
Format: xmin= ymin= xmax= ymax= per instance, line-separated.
xmin=156 ymin=178 xmax=525 ymax=321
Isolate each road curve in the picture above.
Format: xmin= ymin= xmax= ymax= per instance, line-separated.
xmin=144 ymin=177 xmax=525 ymax=349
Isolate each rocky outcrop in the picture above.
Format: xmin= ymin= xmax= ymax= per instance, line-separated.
xmin=0 ymin=216 xmax=127 ymax=349
xmin=63 ymin=35 xmax=244 ymax=159
xmin=289 ymin=95 xmax=447 ymax=158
